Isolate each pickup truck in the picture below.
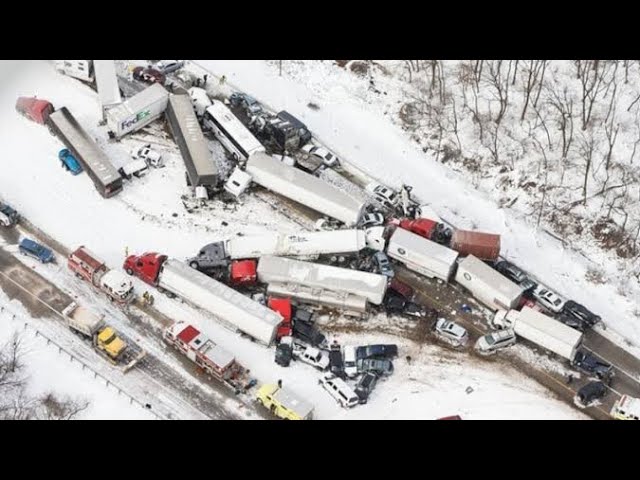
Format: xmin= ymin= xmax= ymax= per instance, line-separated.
xmin=292 ymin=343 xmax=330 ymax=370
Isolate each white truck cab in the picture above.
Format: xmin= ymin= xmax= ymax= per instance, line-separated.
xmin=119 ymin=159 xmax=149 ymax=180
xmin=224 ymin=167 xmax=252 ymax=198
xmin=131 ymin=144 xmax=164 ymax=168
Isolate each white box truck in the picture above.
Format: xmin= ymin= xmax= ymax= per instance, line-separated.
xmin=257 ymin=255 xmax=387 ymax=306
xmin=493 ymin=306 xmax=583 ymax=361
xmin=246 ymin=152 xmax=366 ymax=226
xmin=225 ymin=229 xmax=366 ymax=259
xmin=387 ymin=227 xmax=459 ymax=282
xmin=455 ymin=255 xmax=523 ymax=311
xmin=106 ymin=83 xmax=169 ymax=138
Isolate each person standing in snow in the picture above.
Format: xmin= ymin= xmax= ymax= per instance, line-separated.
xmin=219 ymin=75 xmax=226 ymax=85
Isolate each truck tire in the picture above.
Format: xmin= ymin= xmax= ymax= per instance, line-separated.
xmin=189 ymin=261 xmax=199 ymax=270
xmin=125 ymin=268 xmax=134 ymax=276
xmin=165 ymin=291 xmax=176 ymax=299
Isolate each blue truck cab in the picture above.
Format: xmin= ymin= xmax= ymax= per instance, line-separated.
xmin=19 ymin=238 xmax=55 ymax=263
xmin=58 ymin=149 xmax=83 ymax=175
xmin=0 ymin=203 xmax=19 ymax=227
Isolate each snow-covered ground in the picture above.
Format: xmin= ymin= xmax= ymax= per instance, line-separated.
xmin=194 ymin=60 xmax=640 ymax=355
xmin=0 ymin=296 xmax=155 ymax=420
xmin=0 ymin=60 xmax=599 ymax=419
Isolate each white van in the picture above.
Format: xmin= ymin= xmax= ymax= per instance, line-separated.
xmin=343 ymin=345 xmax=358 ymax=378
xmin=224 ymin=167 xmax=252 ymax=198
xmin=319 ymin=373 xmax=359 ymax=408
xmin=611 ymin=395 xmax=640 ymax=420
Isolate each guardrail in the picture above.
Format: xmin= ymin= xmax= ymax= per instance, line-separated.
xmin=0 ymin=302 xmax=163 ymax=420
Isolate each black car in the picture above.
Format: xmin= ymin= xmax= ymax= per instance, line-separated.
xmin=293 ymin=307 xmax=314 ymax=324
xmin=275 ymin=340 xmax=293 ymax=367
xmin=563 ymin=301 xmax=602 ymax=328
xmin=494 ymin=260 xmax=527 ymax=284
xmin=572 ymin=350 xmax=613 ymax=381
xmin=355 ymin=372 xmax=378 ymax=404
xmin=384 ymin=293 xmax=407 ymax=314
xmin=329 ymin=343 xmax=345 ymax=378
xmin=576 ymin=381 xmax=608 ymax=407
xmin=356 ymin=344 xmax=399 ymax=360
xmin=292 ymin=319 xmax=327 ymax=349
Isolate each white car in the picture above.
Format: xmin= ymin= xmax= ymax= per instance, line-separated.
xmin=366 ymin=182 xmax=400 ymax=210
xmin=475 ymin=329 xmax=516 ymax=354
xmin=302 ymin=144 xmax=340 ymax=167
xmin=131 ymin=144 xmax=164 ymax=168
xmin=435 ymin=318 xmax=468 ymax=347
xmin=292 ymin=344 xmax=330 ymax=370
xmin=319 ymin=373 xmax=359 ymax=408
xmin=532 ymin=285 xmax=566 ymax=313
xmin=154 ymin=60 xmax=185 ymax=74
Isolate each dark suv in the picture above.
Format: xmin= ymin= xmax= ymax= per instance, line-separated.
xmin=355 ymin=372 xmax=378 ymax=404
xmin=293 ymin=318 xmax=327 ymax=349
xmin=563 ymin=301 xmax=602 ymax=329
xmin=356 ymin=344 xmax=398 ymax=360
xmin=576 ymin=381 xmax=607 ymax=407
xmin=572 ymin=350 xmax=613 ymax=381
xmin=188 ymin=242 xmax=229 ymax=271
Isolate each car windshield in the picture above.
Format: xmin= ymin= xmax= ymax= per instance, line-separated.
xmin=485 ymin=335 xmax=497 ymax=345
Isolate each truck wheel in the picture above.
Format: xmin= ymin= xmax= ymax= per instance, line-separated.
xmin=189 ymin=261 xmax=199 ymax=269
xmin=125 ymin=268 xmax=134 ymax=276
xmin=257 ymin=398 xmax=264 ymax=406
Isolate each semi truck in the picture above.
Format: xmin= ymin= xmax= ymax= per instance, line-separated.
xmin=386 ymin=227 xmax=459 ymax=282
xmin=224 ymin=229 xmax=367 ymax=260
xmin=246 ymin=152 xmax=366 ymax=227
xmin=93 ymin=60 xmax=122 ymax=113
xmin=163 ymin=321 xmax=257 ymax=393
xmin=396 ymin=217 xmax=452 ymax=246
xmin=166 ymin=93 xmax=218 ymax=193
xmin=46 ymin=107 xmax=123 ymax=198
xmin=15 ymin=97 xmax=54 ymax=125
xmin=68 ymin=247 xmax=135 ymax=304
xmin=493 ymin=306 xmax=583 ymax=362
xmin=123 ymin=252 xmax=283 ymax=346
xmin=106 ymin=83 xmax=169 ymax=139
xmin=450 ymin=229 xmax=501 ymax=261
xmin=455 ymin=255 xmax=523 ymax=311
xmin=62 ymin=302 xmax=145 ymax=372
xmin=257 ymin=255 xmax=387 ymax=306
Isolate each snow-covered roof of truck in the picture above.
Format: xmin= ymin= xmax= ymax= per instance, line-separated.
xmin=107 ymin=83 xmax=168 ymax=122
xmin=457 ymin=255 xmax=523 ymax=300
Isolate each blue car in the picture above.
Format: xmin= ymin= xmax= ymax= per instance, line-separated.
xmin=58 ymin=149 xmax=83 ymax=175
xmin=18 ymin=238 xmax=55 ymax=263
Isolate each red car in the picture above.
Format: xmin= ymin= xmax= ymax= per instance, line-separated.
xmin=133 ymin=66 xmax=165 ymax=85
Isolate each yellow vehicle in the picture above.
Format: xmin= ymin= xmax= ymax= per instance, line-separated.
xmin=256 ymin=384 xmax=314 ymax=420
xmin=96 ymin=327 xmax=128 ymax=361
xmin=611 ymin=395 xmax=640 ymax=420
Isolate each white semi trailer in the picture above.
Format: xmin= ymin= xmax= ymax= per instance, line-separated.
xmin=106 ymin=83 xmax=169 ymax=138
xmin=386 ymin=227 xmax=459 ymax=282
xmin=225 ymin=229 xmax=366 ymax=259
xmin=246 ymin=152 xmax=366 ymax=227
xmin=455 ymin=255 xmax=523 ymax=311
xmin=493 ymin=306 xmax=583 ymax=361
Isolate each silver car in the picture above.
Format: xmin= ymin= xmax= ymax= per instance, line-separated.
xmin=154 ymin=60 xmax=185 ymax=74
xmin=373 ymin=251 xmax=395 ymax=278
xmin=532 ymin=285 xmax=566 ymax=313
xmin=475 ymin=329 xmax=516 ymax=354
xmin=435 ymin=318 xmax=468 ymax=347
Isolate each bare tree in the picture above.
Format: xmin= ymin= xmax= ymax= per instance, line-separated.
xmin=577 ymin=60 xmax=616 ymax=130
xmin=578 ymin=131 xmax=596 ymax=205
xmin=548 ymin=85 xmax=575 ymax=161
xmin=520 ymin=60 xmax=547 ymax=121
xmin=486 ymin=60 xmax=512 ymax=125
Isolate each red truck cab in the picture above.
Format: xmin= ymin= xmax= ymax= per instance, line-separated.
xmin=399 ymin=218 xmax=438 ymax=240
xmin=229 ymin=260 xmax=257 ymax=286
xmin=123 ymin=252 xmax=167 ymax=285
xmin=268 ymin=297 xmax=293 ymax=341
xmin=68 ymin=246 xmax=106 ymax=283
xmin=15 ymin=97 xmax=54 ymax=125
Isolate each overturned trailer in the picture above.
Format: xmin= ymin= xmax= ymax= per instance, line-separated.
xmin=106 ymin=83 xmax=168 ymax=138
xmin=246 ymin=152 xmax=366 ymax=226
xmin=166 ymin=93 xmax=218 ymax=192
xmin=267 ymin=282 xmax=368 ymax=317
